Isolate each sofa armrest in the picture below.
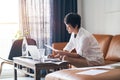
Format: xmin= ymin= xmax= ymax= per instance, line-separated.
xmin=45 ymin=68 xmax=120 ymax=80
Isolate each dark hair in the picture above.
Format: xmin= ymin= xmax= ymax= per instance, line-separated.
xmin=64 ymin=13 xmax=81 ymax=29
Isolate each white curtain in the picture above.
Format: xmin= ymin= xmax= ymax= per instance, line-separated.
xmin=19 ymin=0 xmax=51 ymax=55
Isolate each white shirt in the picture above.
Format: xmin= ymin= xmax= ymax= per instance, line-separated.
xmin=63 ymin=27 xmax=104 ymax=66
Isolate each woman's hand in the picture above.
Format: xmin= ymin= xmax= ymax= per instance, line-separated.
xmin=48 ymin=50 xmax=70 ymax=60
xmin=56 ymin=50 xmax=67 ymax=55
xmin=47 ymin=54 xmax=54 ymax=58
xmin=48 ymin=53 xmax=60 ymax=58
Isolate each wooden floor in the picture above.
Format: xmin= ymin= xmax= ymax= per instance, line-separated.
xmin=0 ymin=77 xmax=45 ymax=80
xmin=0 ymin=64 xmax=45 ymax=80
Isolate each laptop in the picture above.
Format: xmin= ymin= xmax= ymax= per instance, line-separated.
xmin=27 ymin=45 xmax=41 ymax=60
xmin=27 ymin=45 xmax=60 ymax=62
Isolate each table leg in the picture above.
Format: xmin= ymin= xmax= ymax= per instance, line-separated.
xmin=14 ymin=69 xmax=17 ymax=80
xmin=35 ymin=67 xmax=40 ymax=80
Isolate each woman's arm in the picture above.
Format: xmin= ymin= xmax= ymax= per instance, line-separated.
xmin=56 ymin=50 xmax=83 ymax=58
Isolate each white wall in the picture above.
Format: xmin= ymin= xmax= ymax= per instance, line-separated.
xmin=77 ymin=0 xmax=82 ymax=16
xmin=78 ymin=0 xmax=120 ymax=35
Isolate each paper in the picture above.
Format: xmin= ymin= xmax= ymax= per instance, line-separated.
xmin=45 ymin=58 xmax=67 ymax=65
xmin=44 ymin=44 xmax=59 ymax=51
xmin=76 ymin=69 xmax=109 ymax=75
xmin=45 ymin=58 xmax=61 ymax=62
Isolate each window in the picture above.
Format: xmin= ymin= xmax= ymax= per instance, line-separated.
xmin=0 ymin=0 xmax=19 ymax=59
xmin=20 ymin=0 xmax=51 ymax=53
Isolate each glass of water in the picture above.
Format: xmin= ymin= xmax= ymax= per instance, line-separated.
xmin=39 ymin=49 xmax=45 ymax=62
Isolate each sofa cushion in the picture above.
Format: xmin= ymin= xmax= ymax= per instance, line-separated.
xmin=105 ymin=35 xmax=120 ymax=61
xmin=93 ymin=34 xmax=113 ymax=58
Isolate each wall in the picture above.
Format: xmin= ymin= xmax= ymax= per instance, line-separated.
xmin=77 ymin=0 xmax=82 ymax=16
xmin=78 ymin=0 xmax=120 ymax=35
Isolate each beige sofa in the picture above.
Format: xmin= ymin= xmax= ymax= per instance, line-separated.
xmin=45 ymin=34 xmax=120 ymax=80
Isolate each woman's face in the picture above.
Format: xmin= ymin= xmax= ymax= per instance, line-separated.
xmin=65 ymin=24 xmax=74 ymax=34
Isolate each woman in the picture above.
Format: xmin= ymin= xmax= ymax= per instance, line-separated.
xmin=50 ymin=13 xmax=104 ymax=67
